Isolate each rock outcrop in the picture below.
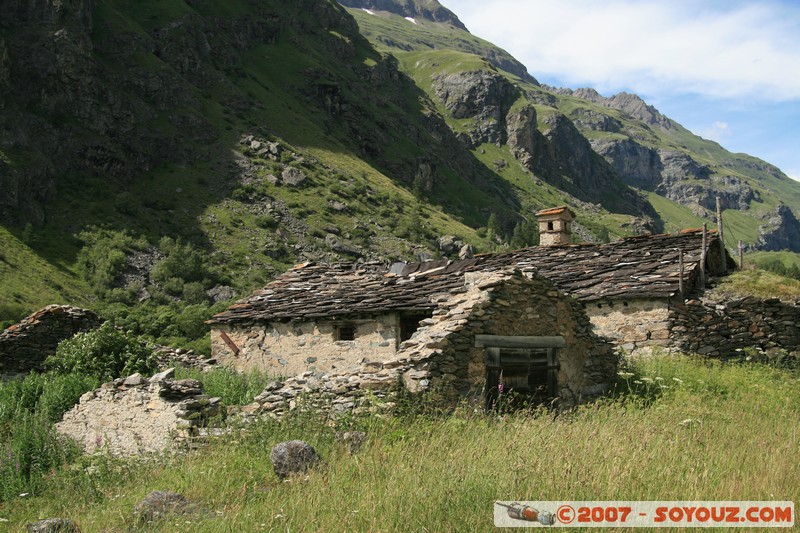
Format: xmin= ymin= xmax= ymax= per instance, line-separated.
xmin=432 ymin=69 xmax=518 ymax=146
xmin=754 ymin=204 xmax=800 ymax=252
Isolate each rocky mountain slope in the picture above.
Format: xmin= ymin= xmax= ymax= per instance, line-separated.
xmin=1 ymin=0 xmax=799 ymax=324
xmin=343 ymin=0 xmax=800 ymax=250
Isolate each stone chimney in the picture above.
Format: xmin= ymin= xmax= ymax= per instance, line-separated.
xmin=536 ymin=206 xmax=575 ymax=246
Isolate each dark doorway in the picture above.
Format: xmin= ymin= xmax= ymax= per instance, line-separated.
xmin=484 ymin=347 xmax=559 ymax=410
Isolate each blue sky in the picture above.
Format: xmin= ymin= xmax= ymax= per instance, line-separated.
xmin=443 ymin=0 xmax=800 ymax=180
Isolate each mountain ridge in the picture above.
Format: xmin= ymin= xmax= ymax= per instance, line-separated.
xmin=1 ymin=0 xmax=799 ymax=329
xmin=341 ymin=0 xmax=800 ymax=251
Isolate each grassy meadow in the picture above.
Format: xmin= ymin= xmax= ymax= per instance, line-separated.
xmin=1 ymin=355 xmax=798 ymax=531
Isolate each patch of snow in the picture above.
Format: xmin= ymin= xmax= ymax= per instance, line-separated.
xmin=362 ymin=8 xmax=375 ymax=15
xmin=405 ymin=17 xmax=417 ymax=25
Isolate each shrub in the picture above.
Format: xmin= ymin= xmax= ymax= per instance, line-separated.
xmin=44 ymin=322 xmax=158 ymax=381
xmin=151 ymin=236 xmax=215 ymax=297
xmin=76 ymin=228 xmax=147 ymax=297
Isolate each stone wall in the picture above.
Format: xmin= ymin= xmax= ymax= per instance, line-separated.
xmin=585 ymin=299 xmax=672 ymax=354
xmin=211 ymin=313 xmax=399 ymax=376
xmin=243 ymin=268 xmax=617 ymax=418
xmin=56 ymin=369 xmax=222 ymax=457
xmin=670 ymin=296 xmax=800 ymax=359
xmin=0 ymin=305 xmax=103 ymax=375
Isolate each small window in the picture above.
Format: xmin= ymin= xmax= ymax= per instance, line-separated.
xmin=400 ymin=314 xmax=430 ymax=341
xmin=336 ymin=325 xmax=356 ymax=341
xmin=547 ymin=221 xmax=554 ymax=231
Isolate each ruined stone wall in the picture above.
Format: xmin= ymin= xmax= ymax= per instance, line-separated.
xmin=56 ymin=369 xmax=222 ymax=457
xmin=245 ymin=269 xmax=617 ymax=418
xmin=670 ymin=297 xmax=800 ymax=359
xmin=585 ymin=299 xmax=672 ymax=354
xmin=0 ymin=305 xmax=102 ymax=375
xmin=397 ymin=270 xmax=617 ymax=404
xmin=211 ymin=314 xmax=399 ymax=377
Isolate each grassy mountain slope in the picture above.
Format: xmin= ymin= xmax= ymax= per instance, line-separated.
xmin=0 ymin=0 xmax=538 ymax=325
xmin=344 ymin=2 xmax=800 ymax=251
xmin=2 ymin=0 xmax=800 ymax=331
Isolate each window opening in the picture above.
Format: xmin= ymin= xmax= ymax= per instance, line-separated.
xmin=336 ymin=325 xmax=356 ymax=341
xmin=400 ymin=313 xmax=430 ymax=342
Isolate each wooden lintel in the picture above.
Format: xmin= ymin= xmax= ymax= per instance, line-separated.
xmin=474 ymin=335 xmax=566 ymax=348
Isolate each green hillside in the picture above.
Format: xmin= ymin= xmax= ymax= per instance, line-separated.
xmin=345 ymin=2 xmax=800 ymax=251
xmin=2 ymin=0 xmax=800 ymax=338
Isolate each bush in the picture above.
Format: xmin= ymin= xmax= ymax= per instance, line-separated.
xmin=44 ymin=322 xmax=158 ymax=381
xmin=76 ymin=228 xmax=147 ymax=297
xmin=151 ymin=236 xmax=216 ymax=298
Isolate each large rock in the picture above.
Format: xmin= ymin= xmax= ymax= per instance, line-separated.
xmin=270 ymin=440 xmax=321 ymax=479
xmin=133 ymin=490 xmax=210 ymax=525
xmin=26 ymin=518 xmax=79 ymax=533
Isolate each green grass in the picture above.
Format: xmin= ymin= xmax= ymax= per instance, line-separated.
xmin=712 ymin=269 xmax=800 ymax=300
xmin=2 ymin=356 xmax=798 ymax=531
xmin=0 ymin=226 xmax=90 ymax=323
xmin=646 ymin=192 xmax=711 ymax=234
xmin=747 ymin=250 xmax=800 ymax=270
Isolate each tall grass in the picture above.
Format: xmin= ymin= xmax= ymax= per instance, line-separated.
xmin=174 ymin=366 xmax=274 ymax=405
xmin=2 ymin=356 xmax=798 ymax=531
xmin=0 ymin=372 xmax=99 ymax=502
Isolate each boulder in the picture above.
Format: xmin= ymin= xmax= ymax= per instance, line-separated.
xmin=270 ymin=440 xmax=321 ymax=479
xmin=26 ymin=518 xmax=79 ymax=533
xmin=133 ymin=490 xmax=210 ymax=525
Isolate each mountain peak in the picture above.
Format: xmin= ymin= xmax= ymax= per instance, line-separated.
xmin=547 ymin=86 xmax=673 ymax=129
xmin=337 ymin=0 xmax=468 ymax=30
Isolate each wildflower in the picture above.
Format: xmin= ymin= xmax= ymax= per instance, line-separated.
xmin=633 ymin=380 xmax=642 ymax=385
xmin=641 ymin=377 xmax=654 ymax=383
xmin=498 ymin=382 xmax=504 ymax=394
xmin=617 ymin=371 xmax=634 ymax=378
xmin=672 ymin=377 xmax=683 ymax=383
xmin=19 ymin=493 xmax=29 ymax=497
xmin=655 ymin=377 xmax=664 ymax=381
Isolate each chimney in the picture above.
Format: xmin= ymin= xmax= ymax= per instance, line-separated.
xmin=535 ymin=206 xmax=575 ymax=246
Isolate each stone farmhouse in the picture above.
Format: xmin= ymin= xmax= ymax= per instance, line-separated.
xmin=208 ymin=207 xmax=734 ymax=408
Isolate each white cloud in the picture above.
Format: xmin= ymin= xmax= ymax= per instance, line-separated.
xmin=445 ymin=0 xmax=800 ymax=101
xmin=698 ymin=121 xmax=731 ymax=142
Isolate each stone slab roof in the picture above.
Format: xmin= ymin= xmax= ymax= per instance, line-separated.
xmin=210 ymin=230 xmax=728 ymax=325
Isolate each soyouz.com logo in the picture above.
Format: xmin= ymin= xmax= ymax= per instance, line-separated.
xmin=494 ymin=501 xmax=795 ymax=528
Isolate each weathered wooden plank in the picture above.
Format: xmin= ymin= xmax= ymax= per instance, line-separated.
xmin=474 ymin=335 xmax=566 ymax=348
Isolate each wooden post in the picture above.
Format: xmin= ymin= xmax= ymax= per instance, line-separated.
xmin=716 ymin=196 xmax=726 ymax=269
xmin=738 ymin=240 xmax=744 ymax=270
xmin=700 ymin=223 xmax=707 ymax=288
